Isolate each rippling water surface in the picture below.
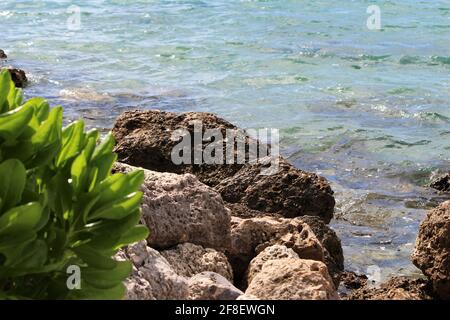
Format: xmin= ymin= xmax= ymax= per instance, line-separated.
xmin=1 ymin=0 xmax=449 ymax=281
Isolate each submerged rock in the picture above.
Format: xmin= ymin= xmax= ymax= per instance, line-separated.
xmin=160 ymin=243 xmax=233 ymax=281
xmin=0 ymin=50 xmax=6 ymax=59
xmin=112 ymin=110 xmax=335 ymax=222
xmin=346 ymin=277 xmax=434 ymax=300
xmin=188 ymin=272 xmax=243 ymax=300
xmin=412 ymin=201 xmax=450 ymax=299
xmin=430 ymin=173 xmax=450 ymax=192
xmin=113 ymin=162 xmax=231 ymax=251
xmin=245 ymin=258 xmax=339 ymax=300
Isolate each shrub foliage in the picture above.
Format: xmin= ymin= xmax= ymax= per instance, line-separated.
xmin=0 ymin=70 xmax=148 ymax=299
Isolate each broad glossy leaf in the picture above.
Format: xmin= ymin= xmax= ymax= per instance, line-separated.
xmin=0 ymin=159 xmax=26 ymax=212
xmin=0 ymin=104 xmax=34 ymax=141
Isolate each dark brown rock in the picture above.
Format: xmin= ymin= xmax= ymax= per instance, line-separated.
xmin=430 ymin=173 xmax=450 ymax=192
xmin=346 ymin=277 xmax=434 ymax=300
xmin=0 ymin=50 xmax=6 ymax=59
xmin=216 ymin=157 xmax=335 ymax=222
xmin=112 ymin=110 xmax=335 ymax=222
xmin=5 ymin=68 xmax=28 ymax=88
xmin=412 ymin=201 xmax=450 ymax=299
xmin=340 ymin=271 xmax=368 ymax=290
xmin=300 ymin=216 xmax=344 ymax=286
xmin=112 ymin=110 xmax=251 ymax=186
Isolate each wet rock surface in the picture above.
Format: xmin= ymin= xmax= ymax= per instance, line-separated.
xmin=187 ymin=272 xmax=243 ymax=300
xmin=430 ymin=173 xmax=450 ymax=192
xmin=340 ymin=271 xmax=368 ymax=290
xmin=0 ymin=50 xmax=6 ymax=59
xmin=346 ymin=277 xmax=434 ymax=300
xmin=4 ymin=68 xmax=28 ymax=88
xmin=412 ymin=200 xmax=450 ymax=299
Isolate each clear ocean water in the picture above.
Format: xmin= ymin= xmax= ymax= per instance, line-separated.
xmin=1 ymin=0 xmax=449 ymax=282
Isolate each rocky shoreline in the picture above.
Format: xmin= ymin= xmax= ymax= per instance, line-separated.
xmin=3 ymin=51 xmax=450 ymax=300
xmin=111 ymin=110 xmax=450 ymax=300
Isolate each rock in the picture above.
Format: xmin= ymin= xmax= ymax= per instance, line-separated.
xmin=430 ymin=173 xmax=450 ymax=192
xmin=160 ymin=243 xmax=233 ymax=281
xmin=112 ymin=110 xmax=335 ymax=222
xmin=216 ymin=157 xmax=335 ymax=222
xmin=236 ymin=294 xmax=260 ymax=300
xmin=299 ymin=216 xmax=344 ymax=287
xmin=188 ymin=272 xmax=244 ymax=300
xmin=340 ymin=271 xmax=368 ymax=290
xmin=0 ymin=50 xmax=6 ymax=59
xmin=245 ymin=258 xmax=339 ymax=300
xmin=227 ymin=216 xmax=324 ymax=287
xmin=112 ymin=110 xmax=251 ymax=186
xmin=4 ymin=68 xmax=27 ymax=88
xmin=346 ymin=277 xmax=434 ymax=300
xmin=119 ymin=241 xmax=190 ymax=300
xmin=412 ymin=201 xmax=450 ymax=299
xmin=113 ymin=162 xmax=231 ymax=251
xmin=246 ymin=245 xmax=299 ymax=284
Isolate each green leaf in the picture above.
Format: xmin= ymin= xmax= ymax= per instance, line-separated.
xmin=0 ymin=104 xmax=34 ymax=141
xmin=0 ymin=159 xmax=26 ymax=212
xmin=0 ymin=202 xmax=43 ymax=235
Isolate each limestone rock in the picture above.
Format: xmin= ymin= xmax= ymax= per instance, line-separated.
xmin=412 ymin=201 xmax=450 ymax=299
xmin=188 ymin=272 xmax=243 ymax=300
xmin=113 ymin=162 xmax=231 ymax=251
xmin=245 ymin=258 xmax=339 ymax=300
xmin=227 ymin=216 xmax=324 ymax=286
xmin=120 ymin=241 xmax=190 ymax=300
xmin=160 ymin=243 xmax=233 ymax=281
xmin=246 ymin=245 xmax=299 ymax=284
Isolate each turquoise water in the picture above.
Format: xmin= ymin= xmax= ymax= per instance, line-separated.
xmin=1 ymin=0 xmax=449 ymax=282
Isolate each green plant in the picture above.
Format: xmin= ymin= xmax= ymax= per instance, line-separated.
xmin=0 ymin=69 xmax=148 ymax=299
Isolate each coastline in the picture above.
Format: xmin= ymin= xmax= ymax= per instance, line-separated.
xmin=1 ymin=51 xmax=450 ymax=300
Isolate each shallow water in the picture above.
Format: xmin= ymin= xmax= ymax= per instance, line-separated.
xmin=1 ymin=0 xmax=449 ymax=282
